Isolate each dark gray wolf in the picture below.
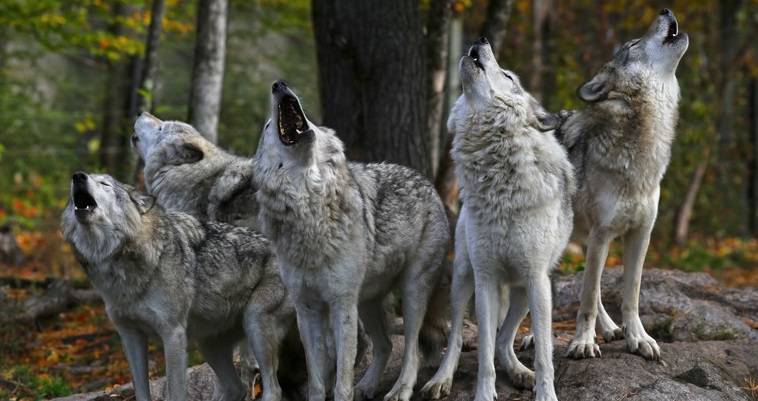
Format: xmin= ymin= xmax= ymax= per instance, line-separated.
xmin=422 ymin=38 xmax=574 ymax=401
xmin=560 ymin=9 xmax=688 ymax=361
xmin=253 ymin=81 xmax=450 ymax=401
xmin=62 ymin=172 xmax=292 ymax=401
xmin=133 ymin=113 xmax=259 ymax=229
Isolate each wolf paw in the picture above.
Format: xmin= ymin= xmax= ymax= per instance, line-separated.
xmin=601 ymin=326 xmax=624 ymax=342
xmin=519 ymin=334 xmax=534 ymax=350
xmin=420 ymin=376 xmax=453 ymax=400
xmin=507 ymin=365 xmax=535 ymax=390
xmin=566 ymin=337 xmax=601 ymax=359
xmin=354 ymin=380 xmax=377 ymax=401
xmin=534 ymin=388 xmax=558 ymax=401
xmin=625 ymin=331 xmax=660 ymax=360
xmin=383 ymin=382 xmax=413 ymax=401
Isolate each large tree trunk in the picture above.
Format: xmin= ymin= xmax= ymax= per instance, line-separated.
xmin=529 ymin=0 xmax=553 ymax=99
xmin=188 ymin=0 xmax=228 ymax=144
xmin=748 ymin=78 xmax=757 ymax=236
xmin=424 ymin=0 xmax=453 ymax=178
xmin=312 ymin=0 xmax=431 ymax=177
xmin=480 ymin=0 xmax=515 ymax=56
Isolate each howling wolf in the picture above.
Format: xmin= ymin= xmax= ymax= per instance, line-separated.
xmin=561 ymin=9 xmax=689 ymax=361
xmin=62 ymin=172 xmax=292 ymax=401
xmin=253 ymin=81 xmax=450 ymax=401
xmin=420 ymin=38 xmax=574 ymax=401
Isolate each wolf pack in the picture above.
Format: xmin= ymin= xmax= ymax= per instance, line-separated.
xmin=61 ymin=9 xmax=688 ymax=401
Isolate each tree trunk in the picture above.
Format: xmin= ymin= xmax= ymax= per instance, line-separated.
xmin=188 ymin=0 xmax=228 ymax=144
xmin=480 ymin=0 xmax=515 ymax=56
xmin=674 ymin=158 xmax=708 ymax=246
xmin=130 ymin=0 xmax=165 ymax=116
xmin=424 ymin=0 xmax=453 ymax=177
xmin=131 ymin=0 xmax=166 ymax=188
xmin=312 ymin=0 xmax=430 ymax=177
xmin=529 ymin=0 xmax=552 ymax=98
xmin=748 ymin=78 xmax=757 ymax=236
xmin=99 ymin=1 xmax=131 ymax=178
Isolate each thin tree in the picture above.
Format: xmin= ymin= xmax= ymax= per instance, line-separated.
xmin=425 ymin=0 xmax=454 ymax=177
xmin=188 ymin=0 xmax=228 ymax=144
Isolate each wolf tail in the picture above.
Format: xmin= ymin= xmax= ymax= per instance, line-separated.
xmin=419 ymin=262 xmax=450 ymax=365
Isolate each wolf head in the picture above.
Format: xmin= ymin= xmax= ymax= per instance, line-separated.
xmin=578 ymin=9 xmax=689 ymax=103
xmin=254 ymin=81 xmax=346 ymax=188
xmin=450 ymin=37 xmax=559 ymax=136
xmin=62 ymin=172 xmax=154 ymax=262
xmin=133 ymin=112 xmax=211 ymax=171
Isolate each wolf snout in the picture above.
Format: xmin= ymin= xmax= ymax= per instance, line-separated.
xmin=272 ymin=80 xmax=288 ymax=93
xmin=659 ymin=8 xmax=671 ymax=16
xmin=476 ymin=36 xmax=489 ymax=45
xmin=72 ymin=172 xmax=88 ymax=183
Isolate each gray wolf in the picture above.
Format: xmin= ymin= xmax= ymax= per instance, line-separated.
xmin=422 ymin=37 xmax=574 ymax=401
xmin=252 ymin=81 xmax=450 ymax=401
xmin=132 ymin=113 xmax=259 ymax=229
xmin=61 ymin=172 xmax=292 ymax=401
xmin=560 ymin=8 xmax=688 ymax=361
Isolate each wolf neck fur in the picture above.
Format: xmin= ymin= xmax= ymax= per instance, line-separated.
xmin=256 ymin=156 xmax=362 ymax=268
xmin=453 ymin=104 xmax=570 ymax=225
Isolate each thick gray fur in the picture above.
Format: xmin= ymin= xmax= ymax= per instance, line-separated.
xmin=421 ymin=39 xmax=574 ymax=401
xmin=61 ymin=173 xmax=292 ymax=401
xmin=133 ymin=113 xmax=259 ymax=229
xmin=253 ymin=82 xmax=450 ymax=401
xmin=558 ymin=10 xmax=689 ymax=361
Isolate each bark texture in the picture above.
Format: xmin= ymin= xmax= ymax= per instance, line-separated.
xmin=188 ymin=0 xmax=228 ymax=144
xmin=312 ymin=0 xmax=431 ymax=177
xmin=479 ymin=0 xmax=516 ymax=56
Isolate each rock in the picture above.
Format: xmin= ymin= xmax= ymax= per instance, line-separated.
xmin=552 ymin=267 xmax=758 ymax=341
xmin=53 ymin=268 xmax=758 ymax=401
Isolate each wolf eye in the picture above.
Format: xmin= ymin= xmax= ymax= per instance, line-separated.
xmin=502 ymin=71 xmax=514 ymax=82
xmin=265 ymin=120 xmax=271 ymax=129
xmin=99 ymin=181 xmax=111 ymax=187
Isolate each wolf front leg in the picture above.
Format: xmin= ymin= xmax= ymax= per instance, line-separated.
xmin=622 ymin=223 xmax=660 ymax=360
xmin=528 ymin=273 xmax=558 ymax=401
xmin=420 ymin=237 xmax=474 ymax=400
xmin=330 ymin=300 xmax=359 ymax=401
xmin=295 ymin=304 xmax=330 ymax=401
xmin=567 ymin=230 xmax=611 ymax=359
xmin=113 ymin=321 xmax=151 ymax=401
xmin=161 ymin=326 xmax=188 ymax=401
xmin=472 ymin=267 xmax=501 ymax=401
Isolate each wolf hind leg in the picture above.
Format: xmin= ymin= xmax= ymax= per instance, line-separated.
xmin=354 ymin=298 xmax=392 ymax=401
xmin=496 ymin=286 xmax=534 ymax=389
xmin=385 ymin=237 xmax=447 ymax=401
xmin=199 ymin=334 xmax=247 ymax=401
xmin=597 ymin=295 xmax=623 ymax=342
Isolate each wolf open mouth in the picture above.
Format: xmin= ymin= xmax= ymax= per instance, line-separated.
xmin=73 ymin=186 xmax=97 ymax=214
xmin=663 ymin=19 xmax=679 ymax=44
xmin=468 ymin=46 xmax=484 ymax=70
xmin=277 ymin=95 xmax=307 ymax=146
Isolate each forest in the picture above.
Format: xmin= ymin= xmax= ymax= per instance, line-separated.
xmin=0 ymin=0 xmax=755 ymax=400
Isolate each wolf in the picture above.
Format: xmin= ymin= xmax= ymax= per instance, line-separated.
xmin=421 ymin=37 xmax=574 ymax=401
xmin=132 ymin=112 xmax=259 ymax=229
xmin=252 ymin=81 xmax=450 ymax=401
xmin=61 ymin=172 xmax=293 ymax=401
xmin=559 ymin=8 xmax=689 ymax=361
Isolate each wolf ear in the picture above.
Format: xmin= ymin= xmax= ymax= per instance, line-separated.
xmin=127 ymin=189 xmax=155 ymax=214
xmin=529 ymin=97 xmax=560 ymax=132
xmin=166 ymin=142 xmax=203 ymax=165
xmin=578 ymin=72 xmax=612 ymax=102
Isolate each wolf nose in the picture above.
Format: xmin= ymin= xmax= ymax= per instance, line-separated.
xmin=272 ymin=80 xmax=288 ymax=93
xmin=72 ymin=172 xmax=87 ymax=183
xmin=660 ymin=8 xmax=671 ymax=16
xmin=477 ymin=36 xmax=489 ymax=45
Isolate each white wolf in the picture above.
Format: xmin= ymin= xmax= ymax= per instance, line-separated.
xmin=423 ymin=38 xmax=574 ymax=401
xmin=253 ymin=81 xmax=449 ymax=401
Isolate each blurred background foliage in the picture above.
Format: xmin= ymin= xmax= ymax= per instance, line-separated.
xmin=0 ymin=0 xmax=755 ymax=265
